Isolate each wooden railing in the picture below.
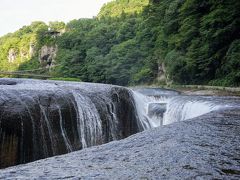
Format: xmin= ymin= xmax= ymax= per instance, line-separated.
xmin=0 ymin=71 xmax=51 ymax=79
xmin=0 ymin=64 xmax=63 ymax=79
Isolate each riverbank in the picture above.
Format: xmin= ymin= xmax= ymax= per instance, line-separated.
xmin=132 ymin=84 xmax=240 ymax=96
xmin=169 ymin=85 xmax=240 ymax=96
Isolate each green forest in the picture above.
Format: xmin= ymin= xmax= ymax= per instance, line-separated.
xmin=0 ymin=0 xmax=239 ymax=86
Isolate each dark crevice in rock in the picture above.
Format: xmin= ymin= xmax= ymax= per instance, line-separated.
xmin=221 ymin=169 xmax=240 ymax=175
xmin=0 ymin=80 xmax=17 ymax=85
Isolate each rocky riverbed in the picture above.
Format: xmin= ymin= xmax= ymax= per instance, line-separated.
xmin=1 ymin=108 xmax=240 ymax=179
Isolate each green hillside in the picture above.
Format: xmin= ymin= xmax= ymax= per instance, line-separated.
xmin=0 ymin=0 xmax=239 ymax=86
xmin=98 ymin=0 xmax=149 ymax=17
xmin=148 ymin=0 xmax=240 ymax=86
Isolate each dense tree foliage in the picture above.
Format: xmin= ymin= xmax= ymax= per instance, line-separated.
xmin=0 ymin=21 xmax=65 ymax=75
xmin=147 ymin=0 xmax=240 ymax=86
xmin=0 ymin=0 xmax=239 ymax=86
xmin=0 ymin=22 xmax=44 ymax=72
xmin=98 ymin=0 xmax=148 ymax=17
xmin=53 ymin=16 xmax=150 ymax=85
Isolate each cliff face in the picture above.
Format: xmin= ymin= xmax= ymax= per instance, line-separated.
xmin=6 ymin=43 xmax=36 ymax=64
xmin=4 ymin=42 xmax=56 ymax=71
xmin=7 ymin=49 xmax=18 ymax=63
xmin=39 ymin=45 xmax=58 ymax=67
xmin=0 ymin=21 xmax=64 ymax=72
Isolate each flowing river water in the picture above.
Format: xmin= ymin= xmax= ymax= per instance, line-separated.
xmin=0 ymin=78 xmax=239 ymax=169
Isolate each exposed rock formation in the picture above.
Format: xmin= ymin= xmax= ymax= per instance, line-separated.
xmin=0 ymin=109 xmax=240 ymax=179
xmin=0 ymin=79 xmax=17 ymax=85
xmin=39 ymin=45 xmax=57 ymax=67
xmin=0 ymin=79 xmax=142 ymax=168
xmin=7 ymin=49 xmax=18 ymax=63
xmin=157 ymin=62 xmax=166 ymax=82
xmin=29 ymin=43 xmax=35 ymax=57
xmin=157 ymin=62 xmax=174 ymax=85
xmin=1 ymin=78 xmax=239 ymax=179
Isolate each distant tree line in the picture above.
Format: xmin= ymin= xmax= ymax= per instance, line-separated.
xmin=0 ymin=0 xmax=239 ymax=86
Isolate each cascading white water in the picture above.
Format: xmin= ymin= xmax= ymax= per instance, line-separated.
xmin=0 ymin=79 xmax=228 ymax=169
xmin=132 ymin=90 xmax=221 ymax=129
xmin=57 ymin=105 xmax=73 ymax=152
xmin=72 ymin=91 xmax=103 ymax=148
xmin=132 ymin=91 xmax=169 ymax=129
xmin=0 ymin=79 xmax=143 ymax=168
xmin=163 ymin=97 xmax=220 ymax=125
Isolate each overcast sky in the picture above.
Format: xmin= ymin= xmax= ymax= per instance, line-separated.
xmin=0 ymin=0 xmax=112 ymax=36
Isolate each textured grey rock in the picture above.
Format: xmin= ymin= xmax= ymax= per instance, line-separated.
xmin=157 ymin=62 xmax=167 ymax=82
xmin=0 ymin=108 xmax=240 ymax=179
xmin=0 ymin=78 xmax=141 ymax=168
xmin=29 ymin=43 xmax=35 ymax=57
xmin=0 ymin=79 xmax=17 ymax=85
xmin=39 ymin=45 xmax=57 ymax=66
xmin=7 ymin=48 xmax=18 ymax=63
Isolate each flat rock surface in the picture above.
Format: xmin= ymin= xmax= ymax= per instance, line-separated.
xmin=0 ymin=109 xmax=240 ymax=179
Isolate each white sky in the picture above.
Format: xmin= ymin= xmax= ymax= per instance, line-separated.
xmin=0 ymin=0 xmax=113 ymax=36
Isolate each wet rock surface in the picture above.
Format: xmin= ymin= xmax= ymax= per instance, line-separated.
xmin=0 ymin=79 xmax=17 ymax=85
xmin=0 ymin=78 xmax=142 ymax=168
xmin=0 ymin=109 xmax=240 ymax=179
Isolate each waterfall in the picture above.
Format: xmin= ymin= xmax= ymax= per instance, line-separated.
xmin=0 ymin=79 xmax=140 ymax=168
xmin=163 ymin=96 xmax=220 ymax=125
xmin=132 ymin=91 xmax=168 ymax=129
xmin=0 ymin=79 xmax=225 ymax=169
xmin=72 ymin=90 xmax=102 ymax=148
xmin=132 ymin=90 xmax=221 ymax=128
